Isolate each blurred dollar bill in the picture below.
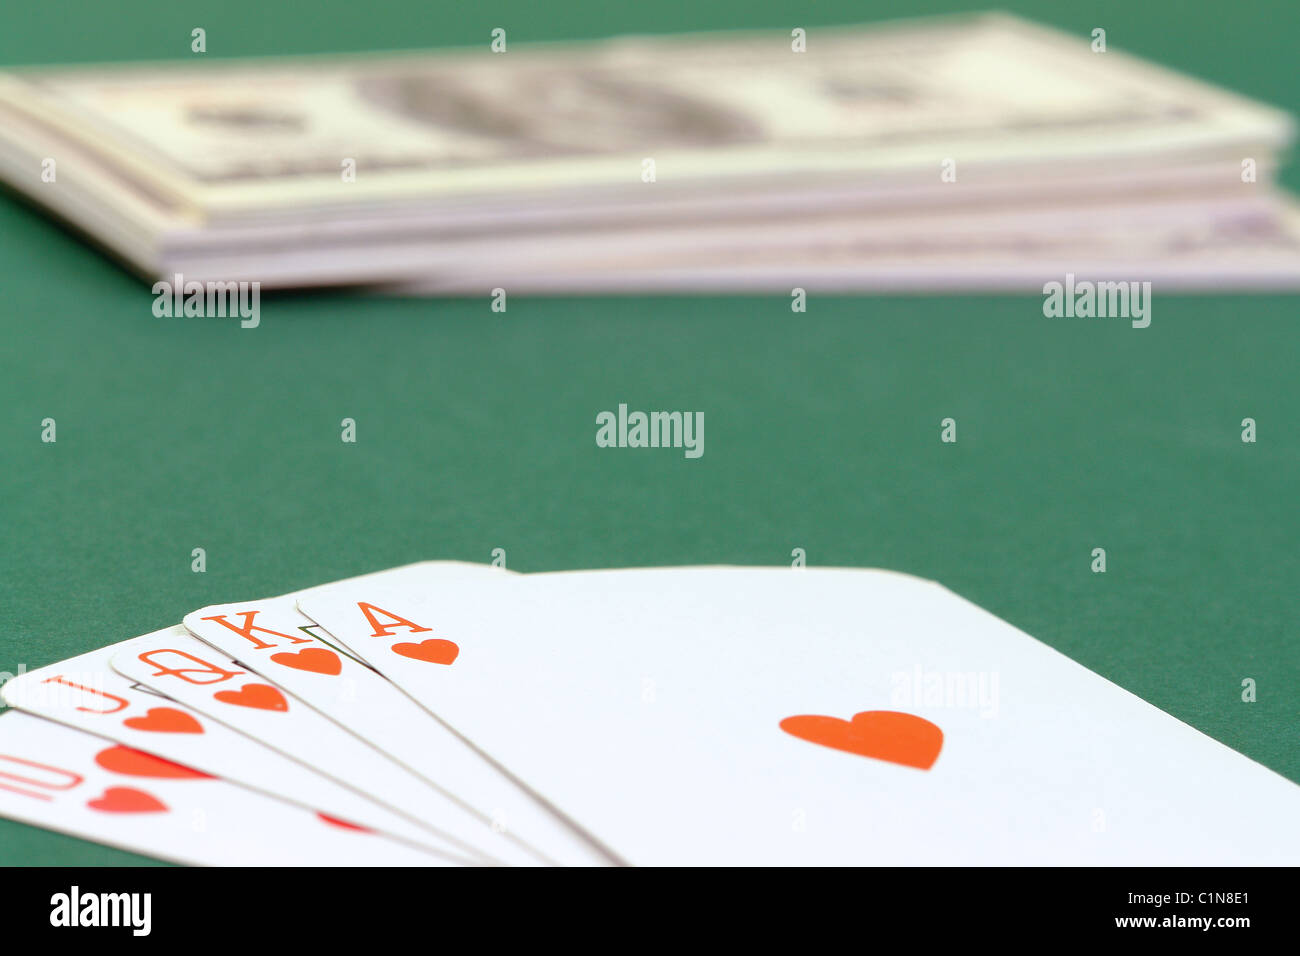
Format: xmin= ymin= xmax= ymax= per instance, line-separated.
xmin=394 ymin=198 xmax=1300 ymax=294
xmin=0 ymin=12 xmax=1295 ymax=290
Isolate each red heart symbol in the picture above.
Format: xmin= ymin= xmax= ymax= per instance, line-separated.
xmin=270 ymin=647 xmax=341 ymax=675
xmin=317 ymin=812 xmax=370 ymax=832
xmin=779 ymin=710 xmax=943 ymax=770
xmin=95 ymin=745 xmax=211 ymax=780
xmin=391 ymin=639 xmax=459 ymax=665
xmin=86 ymin=786 xmax=168 ymax=814
xmin=122 ymin=707 xmax=203 ymax=734
xmin=213 ymin=683 xmax=288 ymax=711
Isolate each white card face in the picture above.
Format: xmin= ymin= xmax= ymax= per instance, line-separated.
xmin=109 ymin=628 xmax=534 ymax=866
xmin=0 ymin=711 xmax=452 ymax=866
xmin=0 ymin=630 xmax=464 ymax=862
xmin=184 ymin=593 xmax=609 ymax=866
xmin=298 ymin=565 xmax=1300 ymax=865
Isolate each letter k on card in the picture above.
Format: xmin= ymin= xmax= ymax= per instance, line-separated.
xmin=185 ymin=598 xmax=404 ymax=721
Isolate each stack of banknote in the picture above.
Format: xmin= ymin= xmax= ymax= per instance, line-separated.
xmin=1 ymin=12 xmax=1297 ymax=293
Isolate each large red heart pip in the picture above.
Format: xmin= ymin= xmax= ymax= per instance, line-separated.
xmin=213 ymin=683 xmax=288 ymax=711
xmin=95 ymin=745 xmax=211 ymax=780
xmin=391 ymin=639 xmax=459 ymax=665
xmin=779 ymin=710 xmax=943 ymax=770
xmin=122 ymin=707 xmax=203 ymax=734
xmin=86 ymin=786 xmax=168 ymax=814
xmin=270 ymin=647 xmax=342 ymax=675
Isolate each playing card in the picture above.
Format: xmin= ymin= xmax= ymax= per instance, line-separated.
xmin=184 ymin=589 xmax=610 ymax=866
xmin=109 ymin=627 xmax=539 ymax=865
xmin=0 ymin=631 xmax=471 ymax=863
xmin=297 ymin=565 xmax=1300 ymax=865
xmin=0 ymin=711 xmax=454 ymax=866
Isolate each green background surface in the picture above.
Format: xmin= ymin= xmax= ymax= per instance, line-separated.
xmin=1 ymin=0 xmax=1297 ymax=865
